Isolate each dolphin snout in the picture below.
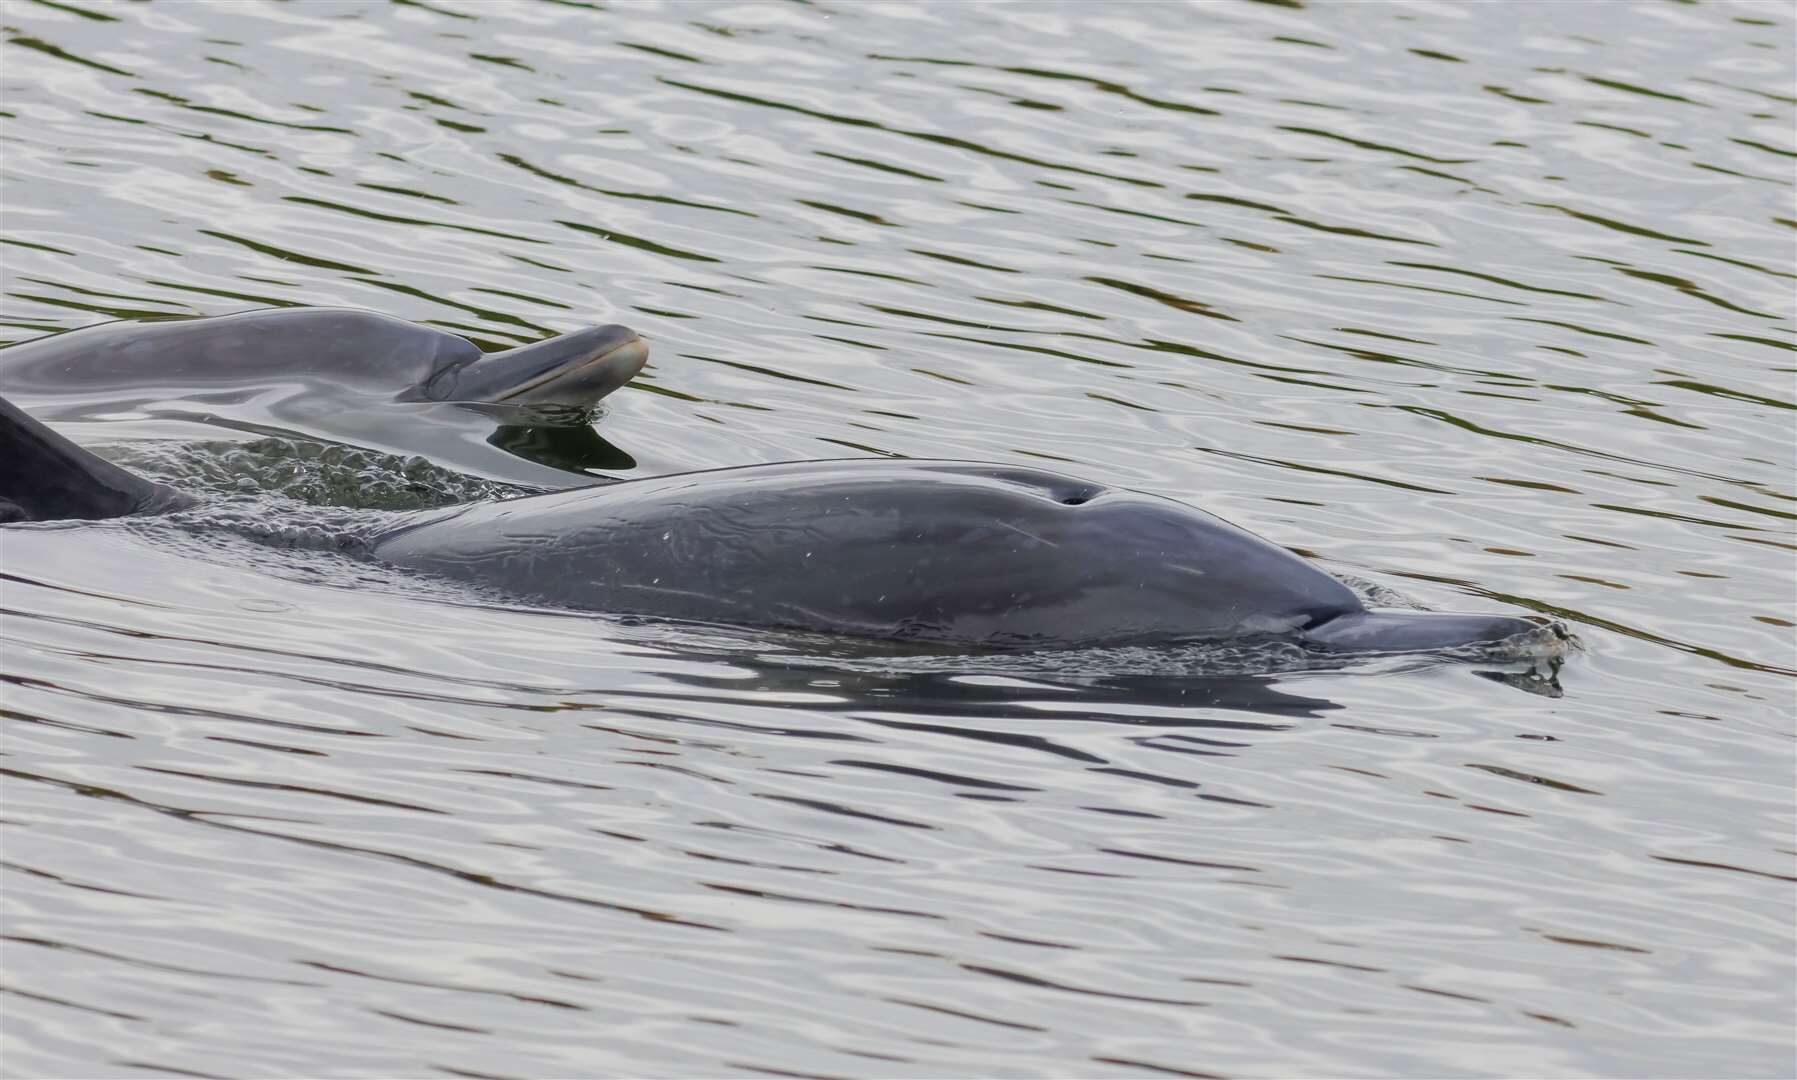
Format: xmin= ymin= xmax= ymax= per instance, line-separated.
xmin=450 ymin=325 xmax=649 ymax=408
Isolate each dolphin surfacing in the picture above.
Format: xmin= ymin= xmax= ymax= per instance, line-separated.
xmin=366 ymin=459 xmax=1554 ymax=653
xmin=0 ymin=394 xmax=1558 ymax=656
xmin=0 ymin=308 xmax=648 ymax=409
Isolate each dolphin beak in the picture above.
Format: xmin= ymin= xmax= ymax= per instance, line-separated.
xmin=453 ymin=325 xmax=649 ymax=408
xmin=1301 ymin=610 xmax=1565 ymax=655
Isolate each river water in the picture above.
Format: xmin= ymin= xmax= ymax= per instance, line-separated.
xmin=1 ymin=1 xmax=1792 ymax=1077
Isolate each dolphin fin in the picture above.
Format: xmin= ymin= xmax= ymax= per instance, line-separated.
xmin=0 ymin=395 xmax=193 ymax=522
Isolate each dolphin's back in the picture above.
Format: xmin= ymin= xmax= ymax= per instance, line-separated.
xmin=371 ymin=460 xmax=1364 ymax=649
xmin=0 ymin=308 xmax=478 ymax=398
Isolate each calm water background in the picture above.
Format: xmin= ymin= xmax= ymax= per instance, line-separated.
xmin=1 ymin=1 xmax=1793 ymax=1077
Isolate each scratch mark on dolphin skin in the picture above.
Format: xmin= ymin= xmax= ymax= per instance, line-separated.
xmin=993 ymin=520 xmax=1058 ymax=548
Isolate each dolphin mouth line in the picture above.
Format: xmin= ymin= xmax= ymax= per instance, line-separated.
xmin=491 ymin=335 xmax=649 ymax=403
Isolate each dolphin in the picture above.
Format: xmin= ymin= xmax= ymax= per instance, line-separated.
xmin=0 ymin=307 xmax=647 ymax=407
xmin=0 ymin=394 xmax=1560 ymax=656
xmin=0 ymin=308 xmax=649 ymax=486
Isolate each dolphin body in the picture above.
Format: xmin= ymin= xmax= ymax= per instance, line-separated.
xmin=0 ymin=308 xmax=648 ymax=486
xmin=0 ymin=307 xmax=647 ymax=407
xmin=0 ymin=394 xmax=1556 ymax=656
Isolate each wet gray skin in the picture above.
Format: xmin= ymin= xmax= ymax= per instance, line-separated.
xmin=0 ymin=396 xmax=1555 ymax=654
xmin=0 ymin=395 xmax=195 ymax=523
xmin=0 ymin=308 xmax=648 ymax=409
xmin=371 ymin=460 xmax=1556 ymax=653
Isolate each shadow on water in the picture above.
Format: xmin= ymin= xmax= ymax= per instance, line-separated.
xmin=485 ymin=416 xmax=638 ymax=476
xmin=585 ymin=616 xmax=1570 ymax=727
xmin=566 ymin=629 xmax=1568 ymax=814
xmin=638 ymin=652 xmax=1336 ymax=726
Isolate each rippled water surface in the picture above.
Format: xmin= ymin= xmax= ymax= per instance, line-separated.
xmin=2 ymin=1 xmax=1793 ymax=1077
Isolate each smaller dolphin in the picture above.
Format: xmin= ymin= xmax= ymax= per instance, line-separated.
xmin=0 ymin=308 xmax=648 ymax=409
xmin=0 ymin=308 xmax=649 ymax=486
xmin=0 ymin=395 xmax=1562 ymax=658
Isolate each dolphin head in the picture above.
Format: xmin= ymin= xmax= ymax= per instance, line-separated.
xmin=413 ymin=325 xmax=648 ymax=408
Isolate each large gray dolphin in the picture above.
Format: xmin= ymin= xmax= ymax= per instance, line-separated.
xmin=0 ymin=395 xmax=1559 ymax=656
xmin=0 ymin=308 xmax=648 ymax=486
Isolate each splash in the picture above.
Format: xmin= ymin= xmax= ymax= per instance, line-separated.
xmin=105 ymin=436 xmax=529 ymax=511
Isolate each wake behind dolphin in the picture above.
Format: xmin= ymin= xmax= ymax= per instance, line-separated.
xmin=0 ymin=394 xmax=1565 ymax=659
